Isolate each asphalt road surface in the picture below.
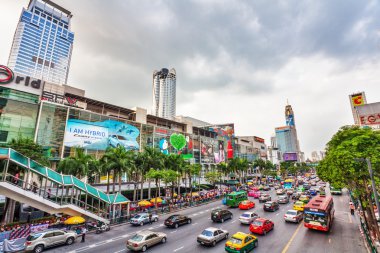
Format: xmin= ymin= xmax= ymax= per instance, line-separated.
xmin=44 ymin=186 xmax=366 ymax=253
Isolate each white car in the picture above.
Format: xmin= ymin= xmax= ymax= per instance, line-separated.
xmin=284 ymin=209 xmax=303 ymax=223
xmin=239 ymin=212 xmax=259 ymax=225
xmin=108 ymin=135 xmax=139 ymax=150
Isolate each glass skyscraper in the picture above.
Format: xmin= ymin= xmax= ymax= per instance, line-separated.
xmin=8 ymin=0 xmax=74 ymax=85
xmin=152 ymin=68 xmax=176 ymax=120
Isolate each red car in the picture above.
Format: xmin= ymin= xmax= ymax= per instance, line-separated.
xmin=250 ymin=187 xmax=259 ymax=191
xmin=249 ymin=218 xmax=274 ymax=235
xmin=239 ymin=200 xmax=255 ymax=210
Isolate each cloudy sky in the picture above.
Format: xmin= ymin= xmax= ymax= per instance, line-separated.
xmin=1 ymin=0 xmax=380 ymax=157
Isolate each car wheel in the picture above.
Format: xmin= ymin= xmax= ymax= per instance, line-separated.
xmin=161 ymin=237 xmax=167 ymax=243
xmin=212 ymin=240 xmax=216 ymax=247
xmin=254 ymin=240 xmax=258 ymax=248
xmin=140 ymin=222 xmax=144 ymax=226
xmin=141 ymin=245 xmax=147 ymax=252
xmin=188 ymin=219 xmax=191 ymax=224
xmin=221 ymin=218 xmax=224 ymax=223
xmin=175 ymin=223 xmax=179 ymax=229
xmin=154 ymin=217 xmax=158 ymax=222
xmin=225 ymin=233 xmax=229 ymax=239
xmin=34 ymin=245 xmax=44 ymax=253
xmin=66 ymin=237 xmax=74 ymax=245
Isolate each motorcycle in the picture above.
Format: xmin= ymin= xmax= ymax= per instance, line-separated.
xmin=96 ymin=224 xmax=110 ymax=234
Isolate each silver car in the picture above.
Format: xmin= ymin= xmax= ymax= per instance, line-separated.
xmin=197 ymin=227 xmax=229 ymax=247
xmin=24 ymin=229 xmax=77 ymax=253
xmin=239 ymin=212 xmax=259 ymax=224
xmin=278 ymin=195 xmax=289 ymax=204
xmin=126 ymin=230 xmax=167 ymax=252
xmin=130 ymin=213 xmax=159 ymax=226
xmin=284 ymin=209 xmax=303 ymax=223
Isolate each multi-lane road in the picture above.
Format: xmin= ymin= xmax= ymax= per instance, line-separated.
xmin=45 ymin=187 xmax=366 ymax=253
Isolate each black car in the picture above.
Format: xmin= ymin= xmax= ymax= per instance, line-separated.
xmin=164 ymin=215 xmax=192 ymax=228
xmin=263 ymin=201 xmax=280 ymax=212
xmin=303 ymin=183 xmax=311 ymax=190
xmin=263 ymin=185 xmax=270 ymax=191
xmin=211 ymin=209 xmax=233 ymax=223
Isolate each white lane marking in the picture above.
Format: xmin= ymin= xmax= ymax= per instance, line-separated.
xmin=88 ymin=245 xmax=96 ymax=248
xmin=276 ymin=213 xmax=280 ymax=216
xmin=106 ymin=239 xmax=113 ymax=243
xmin=231 ymin=220 xmax=237 ymax=223
xmin=113 ymin=249 xmax=125 ymax=253
xmin=170 ymin=230 xmax=178 ymax=233
xmin=192 ymin=223 xmax=198 ymax=225
xmin=173 ymin=246 xmax=184 ymax=252
xmin=200 ymin=211 xmax=204 ymax=214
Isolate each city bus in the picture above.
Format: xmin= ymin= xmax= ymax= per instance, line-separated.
xmin=304 ymin=195 xmax=334 ymax=232
xmin=283 ymin=179 xmax=294 ymax=189
xmin=226 ymin=191 xmax=248 ymax=207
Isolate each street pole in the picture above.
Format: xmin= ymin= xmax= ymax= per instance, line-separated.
xmin=366 ymin=158 xmax=380 ymax=220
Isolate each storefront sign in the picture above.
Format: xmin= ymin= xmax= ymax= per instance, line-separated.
xmin=254 ymin=136 xmax=265 ymax=143
xmin=351 ymin=93 xmax=365 ymax=107
xmin=0 ymin=65 xmax=44 ymax=96
xmin=360 ymin=114 xmax=380 ymax=125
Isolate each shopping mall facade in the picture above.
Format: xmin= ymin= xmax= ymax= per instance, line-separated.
xmin=0 ymin=65 xmax=266 ymax=177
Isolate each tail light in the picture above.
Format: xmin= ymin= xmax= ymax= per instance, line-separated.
xmin=25 ymin=241 xmax=32 ymax=246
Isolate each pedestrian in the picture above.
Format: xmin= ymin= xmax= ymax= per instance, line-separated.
xmin=349 ymin=201 xmax=355 ymax=215
xmin=32 ymin=181 xmax=38 ymax=193
xmin=81 ymin=226 xmax=87 ymax=242
xmin=149 ymin=212 xmax=152 ymax=224
xmin=14 ymin=171 xmax=20 ymax=185
xmin=47 ymin=188 xmax=51 ymax=199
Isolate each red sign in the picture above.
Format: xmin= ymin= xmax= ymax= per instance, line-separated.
xmin=0 ymin=65 xmax=14 ymax=84
xmin=254 ymin=136 xmax=265 ymax=143
xmin=155 ymin=128 xmax=168 ymax=134
xmin=360 ymin=114 xmax=380 ymax=125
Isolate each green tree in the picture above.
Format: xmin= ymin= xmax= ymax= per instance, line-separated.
xmin=185 ymin=163 xmax=201 ymax=196
xmin=204 ymin=171 xmax=221 ymax=188
xmin=317 ymin=126 xmax=380 ymax=240
xmin=146 ymin=168 xmax=165 ymax=208
xmin=57 ymin=148 xmax=93 ymax=179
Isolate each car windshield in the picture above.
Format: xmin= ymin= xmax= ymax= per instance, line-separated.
xmin=201 ymin=230 xmax=213 ymax=237
xmin=168 ymin=216 xmax=178 ymax=221
xmin=241 ymin=214 xmax=250 ymax=218
xmin=27 ymin=234 xmax=42 ymax=241
xmin=131 ymin=234 xmax=144 ymax=242
xmin=252 ymin=220 xmax=263 ymax=226
xmin=229 ymin=237 xmax=242 ymax=245
xmin=279 ymin=196 xmax=286 ymax=199
xmin=286 ymin=211 xmax=297 ymax=215
xmin=116 ymin=135 xmax=126 ymax=140
xmin=133 ymin=215 xmax=141 ymax=219
xmin=295 ymin=202 xmax=303 ymax=206
xmin=264 ymin=203 xmax=272 ymax=206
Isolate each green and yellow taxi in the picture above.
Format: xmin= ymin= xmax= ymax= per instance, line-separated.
xmin=225 ymin=232 xmax=258 ymax=253
xmin=293 ymin=201 xmax=305 ymax=212
xmin=299 ymin=195 xmax=310 ymax=204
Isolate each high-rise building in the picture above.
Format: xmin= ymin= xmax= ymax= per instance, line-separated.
xmin=152 ymin=68 xmax=176 ymax=119
xmin=8 ymin=0 xmax=74 ymax=85
xmin=274 ymin=103 xmax=301 ymax=161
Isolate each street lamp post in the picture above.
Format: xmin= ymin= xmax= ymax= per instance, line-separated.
xmin=366 ymin=158 xmax=380 ymax=221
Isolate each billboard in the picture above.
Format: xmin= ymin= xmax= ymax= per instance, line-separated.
xmin=214 ymin=140 xmax=226 ymax=163
xmin=64 ymin=119 xmax=140 ymax=150
xmin=283 ymin=152 xmax=298 ymax=161
xmin=351 ymin=93 xmax=365 ymax=107
xmin=254 ymin=136 xmax=265 ymax=143
xmin=356 ymin=102 xmax=380 ymax=126
xmin=208 ymin=124 xmax=235 ymax=159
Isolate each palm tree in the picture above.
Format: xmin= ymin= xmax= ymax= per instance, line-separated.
xmin=57 ymin=148 xmax=93 ymax=180
xmin=146 ymin=168 xmax=164 ymax=209
xmin=185 ymin=164 xmax=201 ymax=197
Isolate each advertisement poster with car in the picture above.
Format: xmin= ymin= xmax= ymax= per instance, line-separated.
xmin=64 ymin=119 xmax=140 ymax=150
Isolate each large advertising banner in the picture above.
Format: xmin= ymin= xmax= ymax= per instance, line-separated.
xmin=208 ymin=124 xmax=234 ymax=159
xmin=64 ymin=119 xmax=140 ymax=150
xmin=351 ymin=93 xmax=365 ymax=107
xmin=214 ymin=140 xmax=225 ymax=163
xmin=283 ymin=152 xmax=298 ymax=161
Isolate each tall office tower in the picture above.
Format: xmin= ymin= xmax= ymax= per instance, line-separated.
xmin=349 ymin=92 xmax=367 ymax=125
xmin=152 ymin=68 xmax=176 ymax=119
xmin=8 ymin=0 xmax=74 ymax=85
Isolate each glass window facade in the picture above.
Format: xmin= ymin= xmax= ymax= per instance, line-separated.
xmin=8 ymin=1 xmax=74 ymax=85
xmin=0 ymin=87 xmax=39 ymax=143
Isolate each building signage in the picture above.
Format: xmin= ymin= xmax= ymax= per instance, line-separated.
xmin=254 ymin=136 xmax=265 ymax=143
xmin=351 ymin=93 xmax=365 ymax=107
xmin=359 ymin=114 xmax=380 ymax=125
xmin=283 ymin=152 xmax=298 ymax=161
xmin=0 ymin=65 xmax=44 ymax=95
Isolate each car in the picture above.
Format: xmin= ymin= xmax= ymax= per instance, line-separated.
xmin=268 ymin=183 xmax=274 ymax=187
xmin=299 ymin=195 xmax=310 ymax=204
xmin=225 ymin=232 xmax=258 ymax=253
xmin=248 ymin=190 xmax=260 ymax=198
xmin=309 ymin=188 xmax=317 ymax=196
xmin=259 ymin=194 xmax=271 ymax=203
xmin=263 ymin=185 xmax=271 ymax=191
xmin=250 ymin=186 xmax=259 ymax=191
xmin=276 ymin=189 xmax=286 ymax=195
xmin=284 ymin=210 xmax=303 ymax=223
xmin=286 ymin=188 xmax=294 ymax=195
xmin=258 ymin=185 xmax=264 ymax=190
xmin=274 ymin=185 xmax=281 ymax=190
xmin=130 ymin=213 xmax=159 ymax=226
xmin=239 ymin=212 xmax=259 ymax=225
xmin=108 ymin=134 xmax=139 ymax=150
xmin=249 ymin=218 xmax=274 ymax=235
xmin=330 ymin=187 xmax=342 ymax=195
xmin=239 ymin=200 xmax=255 ymax=210
xmin=24 ymin=229 xmax=77 ymax=253
xmin=197 ymin=227 xmax=229 ymax=247
xmin=126 ymin=230 xmax=167 ymax=252
xmin=164 ymin=214 xmax=192 ymax=228
xmin=278 ymin=195 xmax=289 ymax=204
xmin=311 ymin=181 xmax=317 ymax=186
xmin=293 ymin=201 xmax=305 ymax=212
xmin=263 ymin=201 xmax=279 ymax=212
xmin=211 ymin=209 xmax=233 ymax=223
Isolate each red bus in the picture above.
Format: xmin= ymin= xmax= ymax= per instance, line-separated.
xmin=304 ymin=195 xmax=334 ymax=232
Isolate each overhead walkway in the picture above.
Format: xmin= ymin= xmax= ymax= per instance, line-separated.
xmin=0 ymin=148 xmax=130 ymax=224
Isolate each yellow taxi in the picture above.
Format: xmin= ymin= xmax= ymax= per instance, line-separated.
xmin=293 ymin=201 xmax=305 ymax=212
xmin=299 ymin=195 xmax=310 ymax=204
xmin=225 ymin=232 xmax=258 ymax=253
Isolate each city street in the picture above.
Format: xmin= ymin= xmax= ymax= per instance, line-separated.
xmin=45 ymin=188 xmax=366 ymax=253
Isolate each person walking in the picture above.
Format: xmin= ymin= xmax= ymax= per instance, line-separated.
xmin=81 ymin=226 xmax=87 ymax=242
xmin=349 ymin=201 xmax=355 ymax=215
xmin=148 ymin=212 xmax=152 ymax=224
